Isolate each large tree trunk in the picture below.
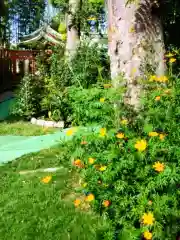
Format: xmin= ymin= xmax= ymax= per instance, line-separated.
xmin=65 ymin=0 xmax=81 ymax=60
xmin=107 ymin=0 xmax=166 ymax=108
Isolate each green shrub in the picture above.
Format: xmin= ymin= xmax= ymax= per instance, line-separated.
xmin=67 ymin=85 xmax=124 ymax=127
xmin=50 ymin=43 xmax=110 ymax=89
xmin=11 ymin=75 xmax=43 ymax=119
xmin=62 ymin=77 xmax=180 ymax=239
xmin=40 ymin=77 xmax=71 ymax=122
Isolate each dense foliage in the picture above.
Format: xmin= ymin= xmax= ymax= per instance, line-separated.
xmin=11 ymin=75 xmax=43 ymax=119
xmin=11 ymin=43 xmax=110 ymax=122
xmin=61 ymin=70 xmax=180 ymax=239
xmin=8 ymin=1 xmax=180 ymax=239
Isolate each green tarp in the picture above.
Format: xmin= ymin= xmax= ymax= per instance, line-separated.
xmin=0 ymin=131 xmax=73 ymax=165
xmin=0 ymin=97 xmax=14 ymax=120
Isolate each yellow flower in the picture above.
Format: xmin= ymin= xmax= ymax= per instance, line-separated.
xmin=121 ymin=119 xmax=128 ymax=125
xmin=88 ymin=157 xmax=95 ymax=164
xmin=144 ymin=231 xmax=152 ymax=240
xmin=169 ymin=58 xmax=176 ymax=63
xmin=134 ymin=139 xmax=147 ymax=152
xmin=87 ymin=16 xmax=97 ymax=21
xmin=159 ymin=133 xmax=166 ymax=140
xmin=129 ymin=26 xmax=135 ymax=33
xmin=164 ymin=89 xmax=171 ymax=94
xmin=103 ymin=83 xmax=112 ymax=88
xmin=150 ymin=75 xmax=168 ymax=82
xmin=116 ymin=132 xmax=125 ymax=139
xmin=100 ymin=98 xmax=105 ymax=103
xmin=41 ymin=176 xmax=52 ymax=184
xmin=153 ymin=161 xmax=165 ymax=172
xmin=149 ymin=75 xmax=157 ymax=82
xmin=99 ymin=128 xmax=107 ymax=137
xmin=85 ymin=193 xmax=95 ymax=202
xmin=99 ymin=165 xmax=107 ymax=172
xmin=66 ymin=127 xmax=77 ymax=136
xmin=130 ymin=67 xmax=137 ymax=76
xmin=83 ymin=183 xmax=87 ymax=188
xmin=148 ymin=132 xmax=159 ymax=137
xmin=160 ymin=76 xmax=168 ymax=82
xmin=165 ymin=52 xmax=174 ymax=58
xmin=142 ymin=212 xmax=155 ymax=225
xmin=155 ymin=96 xmax=161 ymax=101
xmin=74 ymin=199 xmax=81 ymax=207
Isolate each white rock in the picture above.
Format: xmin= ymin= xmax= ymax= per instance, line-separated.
xmin=31 ymin=118 xmax=37 ymax=124
xmin=30 ymin=118 xmax=64 ymax=128
xmin=55 ymin=121 xmax=64 ymax=128
xmin=36 ymin=119 xmax=45 ymax=126
xmin=44 ymin=121 xmax=55 ymax=127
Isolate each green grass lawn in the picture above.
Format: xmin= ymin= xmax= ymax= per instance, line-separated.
xmin=0 ymin=121 xmax=57 ymax=136
xmin=0 ymin=145 xmax=111 ymax=240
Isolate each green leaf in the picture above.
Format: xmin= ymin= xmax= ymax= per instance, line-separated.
xmin=143 ymin=124 xmax=153 ymax=133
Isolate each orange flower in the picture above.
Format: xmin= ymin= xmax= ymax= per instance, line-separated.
xmin=81 ymin=141 xmax=88 ymax=145
xmin=74 ymin=159 xmax=84 ymax=168
xmin=116 ymin=132 xmax=125 ymax=139
xmin=144 ymin=231 xmax=152 ymax=240
xmin=148 ymin=132 xmax=159 ymax=137
xmin=74 ymin=199 xmax=81 ymax=207
xmin=102 ymin=200 xmax=111 ymax=207
xmin=134 ymin=139 xmax=147 ymax=152
xmin=159 ymin=133 xmax=166 ymax=140
xmin=88 ymin=157 xmax=95 ymax=164
xmin=99 ymin=128 xmax=107 ymax=137
xmin=41 ymin=176 xmax=52 ymax=184
xmin=153 ymin=161 xmax=165 ymax=172
xmin=155 ymin=96 xmax=161 ymax=101
xmin=142 ymin=212 xmax=155 ymax=226
xmin=85 ymin=193 xmax=95 ymax=202
xmin=148 ymin=200 xmax=153 ymax=205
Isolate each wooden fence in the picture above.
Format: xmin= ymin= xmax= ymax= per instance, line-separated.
xmin=0 ymin=48 xmax=40 ymax=93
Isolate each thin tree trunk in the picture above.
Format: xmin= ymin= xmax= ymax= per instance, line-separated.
xmin=107 ymin=0 xmax=166 ymax=108
xmin=65 ymin=0 xmax=81 ymax=60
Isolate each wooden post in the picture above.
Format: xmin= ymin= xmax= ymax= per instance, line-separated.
xmin=24 ymin=59 xmax=29 ymax=74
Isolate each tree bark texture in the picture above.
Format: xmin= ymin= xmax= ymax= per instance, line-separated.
xmin=66 ymin=0 xmax=81 ymax=59
xmin=107 ymin=0 xmax=166 ymax=108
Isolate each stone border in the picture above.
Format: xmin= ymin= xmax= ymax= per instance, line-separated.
xmin=31 ymin=118 xmax=64 ymax=128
